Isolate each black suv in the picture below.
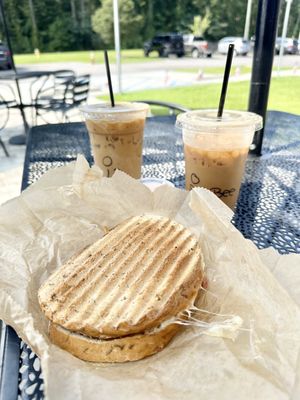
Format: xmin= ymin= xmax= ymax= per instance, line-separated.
xmin=144 ymin=34 xmax=184 ymax=57
xmin=0 ymin=42 xmax=12 ymax=70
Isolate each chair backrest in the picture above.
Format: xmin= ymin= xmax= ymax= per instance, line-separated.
xmin=54 ymin=70 xmax=75 ymax=83
xmin=0 ymin=93 xmax=9 ymax=131
xmin=66 ymin=74 xmax=90 ymax=106
xmin=35 ymin=73 xmax=89 ymax=112
xmin=52 ymin=70 xmax=75 ymax=102
xmin=35 ymin=70 xmax=75 ymax=106
xmin=139 ymin=100 xmax=189 ymax=116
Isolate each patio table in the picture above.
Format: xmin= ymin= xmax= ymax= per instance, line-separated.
xmin=0 ymin=111 xmax=299 ymax=399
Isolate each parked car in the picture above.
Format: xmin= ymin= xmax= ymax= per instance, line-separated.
xmin=0 ymin=42 xmax=12 ymax=70
xmin=275 ymin=37 xmax=298 ymax=55
xmin=218 ymin=37 xmax=251 ymax=56
xmin=144 ymin=34 xmax=184 ymax=57
xmin=183 ymin=34 xmax=212 ymax=58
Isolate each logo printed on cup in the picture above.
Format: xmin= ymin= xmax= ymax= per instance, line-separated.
xmin=103 ymin=156 xmax=113 ymax=167
xmin=210 ymin=187 xmax=236 ymax=198
xmin=191 ymin=173 xmax=200 ymax=185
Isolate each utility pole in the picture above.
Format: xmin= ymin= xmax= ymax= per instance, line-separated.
xmin=244 ymin=0 xmax=253 ymax=40
xmin=113 ymin=0 xmax=122 ymax=93
xmin=277 ymin=0 xmax=293 ymax=73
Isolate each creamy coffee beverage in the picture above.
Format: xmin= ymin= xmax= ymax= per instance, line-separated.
xmin=81 ymin=102 xmax=149 ymax=179
xmin=176 ymin=110 xmax=263 ymax=210
xmin=184 ymin=145 xmax=248 ymax=209
xmin=85 ymin=118 xmax=145 ymax=178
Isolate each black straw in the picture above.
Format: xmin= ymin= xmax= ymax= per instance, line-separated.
xmin=104 ymin=50 xmax=115 ymax=107
xmin=217 ymin=44 xmax=234 ymax=118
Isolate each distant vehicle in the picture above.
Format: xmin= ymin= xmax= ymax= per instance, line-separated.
xmin=0 ymin=42 xmax=12 ymax=70
xmin=218 ymin=37 xmax=251 ymax=56
xmin=183 ymin=34 xmax=212 ymax=58
xmin=144 ymin=34 xmax=184 ymax=58
xmin=275 ymin=38 xmax=298 ymax=55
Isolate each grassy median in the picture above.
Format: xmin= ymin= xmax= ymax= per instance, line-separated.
xmin=100 ymin=76 xmax=300 ymax=115
xmin=14 ymin=49 xmax=156 ymax=64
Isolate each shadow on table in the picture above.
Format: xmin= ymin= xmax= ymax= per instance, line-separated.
xmin=234 ymin=153 xmax=300 ymax=253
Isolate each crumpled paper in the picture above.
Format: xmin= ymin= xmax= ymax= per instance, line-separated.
xmin=0 ymin=155 xmax=300 ymax=400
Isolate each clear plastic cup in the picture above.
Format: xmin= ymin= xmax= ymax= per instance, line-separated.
xmin=80 ymin=102 xmax=149 ymax=179
xmin=176 ymin=109 xmax=263 ymax=209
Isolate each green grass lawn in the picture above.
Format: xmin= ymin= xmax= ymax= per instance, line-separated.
xmin=14 ymin=49 xmax=157 ymax=64
xmin=100 ymin=76 xmax=300 ymax=115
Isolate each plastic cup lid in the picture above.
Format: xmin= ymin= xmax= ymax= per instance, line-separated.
xmin=176 ymin=109 xmax=263 ymax=132
xmin=80 ymin=102 xmax=149 ymax=115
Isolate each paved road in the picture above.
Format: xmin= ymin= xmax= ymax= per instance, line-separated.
xmin=0 ymin=53 xmax=296 ymax=95
xmin=9 ymin=53 xmax=300 ymax=74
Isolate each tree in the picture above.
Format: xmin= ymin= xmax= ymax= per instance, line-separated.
xmin=192 ymin=11 xmax=211 ymax=36
xmin=70 ymin=0 xmax=77 ymax=30
xmin=0 ymin=0 xmax=100 ymax=53
xmin=1 ymin=0 xmax=23 ymax=52
xmin=47 ymin=14 xmax=77 ymax=51
xmin=1 ymin=0 xmax=296 ymax=54
xmin=192 ymin=0 xmax=258 ymax=40
xmin=144 ymin=0 xmax=154 ymax=40
xmin=92 ymin=0 xmax=143 ymax=48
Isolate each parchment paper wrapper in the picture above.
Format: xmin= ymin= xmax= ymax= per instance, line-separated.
xmin=0 ymin=155 xmax=300 ymax=400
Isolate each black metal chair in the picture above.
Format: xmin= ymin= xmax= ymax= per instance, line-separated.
xmin=0 ymin=84 xmax=18 ymax=156
xmin=34 ymin=72 xmax=90 ymax=124
xmin=139 ymin=100 xmax=189 ymax=116
xmin=0 ymin=95 xmax=9 ymax=156
xmin=63 ymin=74 xmax=90 ymax=122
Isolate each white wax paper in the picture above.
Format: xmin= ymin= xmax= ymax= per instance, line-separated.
xmin=0 ymin=155 xmax=299 ymax=400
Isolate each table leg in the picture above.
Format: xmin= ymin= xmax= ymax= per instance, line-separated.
xmin=0 ymin=138 xmax=9 ymax=157
xmin=0 ymin=325 xmax=20 ymax=400
xmin=8 ymin=78 xmax=29 ymax=146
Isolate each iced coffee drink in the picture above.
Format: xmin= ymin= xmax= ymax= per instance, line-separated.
xmin=80 ymin=102 xmax=149 ymax=179
xmin=177 ymin=110 xmax=263 ymax=209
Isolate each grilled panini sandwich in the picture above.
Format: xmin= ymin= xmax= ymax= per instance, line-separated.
xmin=38 ymin=215 xmax=204 ymax=362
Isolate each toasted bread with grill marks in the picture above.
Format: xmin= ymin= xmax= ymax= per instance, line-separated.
xmin=39 ymin=215 xmax=204 ymax=338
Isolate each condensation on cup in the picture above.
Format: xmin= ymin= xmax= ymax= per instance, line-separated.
xmin=176 ymin=110 xmax=263 ymax=209
xmin=80 ymin=102 xmax=149 ymax=179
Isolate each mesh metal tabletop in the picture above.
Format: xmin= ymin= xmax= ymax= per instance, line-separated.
xmin=1 ymin=112 xmax=299 ymax=400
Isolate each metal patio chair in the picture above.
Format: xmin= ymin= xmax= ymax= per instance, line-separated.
xmin=139 ymin=100 xmax=190 ymax=116
xmin=34 ymin=72 xmax=90 ymax=124
xmin=0 ymin=84 xmax=18 ymax=156
xmin=0 ymin=94 xmax=9 ymax=156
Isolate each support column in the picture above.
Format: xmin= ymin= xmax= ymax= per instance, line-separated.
xmin=248 ymin=0 xmax=281 ymax=155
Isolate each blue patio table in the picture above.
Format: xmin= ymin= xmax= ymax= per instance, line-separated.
xmin=0 ymin=111 xmax=299 ymax=399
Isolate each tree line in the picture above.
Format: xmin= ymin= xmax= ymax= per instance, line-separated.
xmin=0 ymin=0 xmax=299 ymax=54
